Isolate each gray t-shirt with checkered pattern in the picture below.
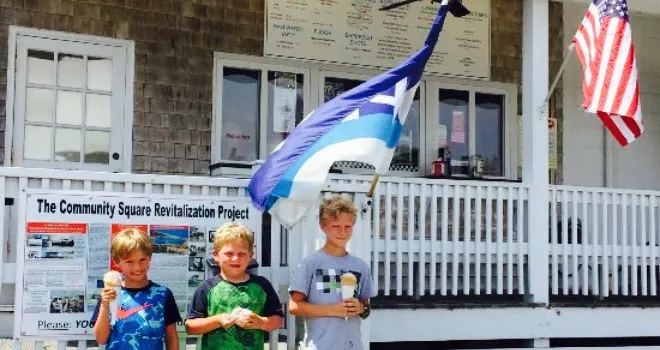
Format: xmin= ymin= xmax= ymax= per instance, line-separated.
xmin=289 ymin=249 xmax=375 ymax=350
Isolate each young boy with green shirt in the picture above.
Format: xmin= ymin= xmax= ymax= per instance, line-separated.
xmin=185 ymin=222 xmax=284 ymax=349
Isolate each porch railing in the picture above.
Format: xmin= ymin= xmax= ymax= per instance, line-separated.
xmin=550 ymin=185 xmax=660 ymax=298
xmin=3 ymin=168 xmax=660 ymax=347
xmin=328 ymin=175 xmax=660 ymax=301
xmin=329 ymin=175 xmax=531 ymax=298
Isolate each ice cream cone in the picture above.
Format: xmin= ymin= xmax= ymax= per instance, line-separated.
xmin=103 ymin=271 xmax=122 ymax=325
xmin=340 ymin=272 xmax=357 ymax=321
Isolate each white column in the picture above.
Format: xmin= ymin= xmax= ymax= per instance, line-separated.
xmin=522 ymin=0 xmax=550 ymax=305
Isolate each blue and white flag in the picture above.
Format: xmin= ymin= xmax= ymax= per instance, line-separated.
xmin=249 ymin=0 xmax=461 ymax=228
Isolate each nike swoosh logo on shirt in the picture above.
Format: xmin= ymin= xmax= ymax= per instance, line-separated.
xmin=116 ymin=303 xmax=152 ymax=320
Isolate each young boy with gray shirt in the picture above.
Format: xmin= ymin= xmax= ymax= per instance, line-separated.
xmin=289 ymin=195 xmax=375 ymax=350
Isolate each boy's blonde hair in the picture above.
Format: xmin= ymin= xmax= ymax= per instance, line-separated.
xmin=212 ymin=222 xmax=254 ymax=251
xmin=319 ymin=195 xmax=357 ymax=225
xmin=110 ymin=227 xmax=154 ymax=262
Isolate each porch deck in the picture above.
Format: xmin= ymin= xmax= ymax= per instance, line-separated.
xmin=0 ymin=167 xmax=659 ymax=349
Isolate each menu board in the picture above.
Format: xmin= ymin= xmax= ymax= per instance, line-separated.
xmin=265 ymin=0 xmax=490 ymax=79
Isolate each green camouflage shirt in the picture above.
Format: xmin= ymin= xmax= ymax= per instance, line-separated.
xmin=186 ymin=274 xmax=283 ymax=350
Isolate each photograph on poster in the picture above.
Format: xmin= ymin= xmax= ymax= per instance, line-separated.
xmin=189 ymin=226 xmax=204 ymax=243
xmin=208 ymin=228 xmax=216 ymax=244
xmin=86 ymin=279 xmax=102 ymax=313
xmin=27 ymin=234 xmax=47 ymax=247
xmin=27 ymin=233 xmax=84 ymax=260
xmin=49 ymin=290 xmax=85 ymax=314
xmin=151 ymin=225 xmax=189 ymax=255
xmin=188 ymin=257 xmax=204 ymax=272
xmin=187 ymin=272 xmax=204 ymax=287
xmin=189 ymin=244 xmax=205 ymax=257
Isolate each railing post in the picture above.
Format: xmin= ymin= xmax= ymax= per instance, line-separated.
xmin=522 ymin=0 xmax=550 ymax=310
xmin=351 ymin=192 xmax=372 ymax=350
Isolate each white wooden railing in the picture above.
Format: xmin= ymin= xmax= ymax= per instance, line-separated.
xmin=550 ymin=185 xmax=660 ymax=298
xmin=4 ymin=168 xmax=660 ymax=348
xmin=328 ymin=175 xmax=660 ymax=301
xmin=329 ymin=175 xmax=531 ymax=297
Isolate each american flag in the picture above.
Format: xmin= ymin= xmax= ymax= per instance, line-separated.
xmin=572 ymin=0 xmax=643 ymax=147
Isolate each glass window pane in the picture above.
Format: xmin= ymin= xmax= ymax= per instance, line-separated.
xmin=438 ymin=89 xmax=469 ymax=176
xmin=322 ymin=77 xmax=371 ymax=171
xmin=87 ymin=57 xmax=113 ymax=91
xmin=86 ymin=94 xmax=111 ymax=128
xmin=55 ymin=128 xmax=81 ymax=162
xmin=24 ymin=125 xmax=52 ymax=160
xmin=221 ymin=68 xmax=260 ymax=162
xmin=324 ymin=77 xmax=363 ymax=103
xmin=84 ymin=131 xmax=110 ymax=164
xmin=56 ymin=91 xmax=83 ymax=125
xmin=266 ymin=71 xmax=304 ymax=154
xmin=27 ymin=50 xmax=54 ymax=86
xmin=26 ymin=88 xmax=53 ymax=123
xmin=57 ymin=54 xmax=84 ymax=88
xmin=391 ymin=89 xmax=420 ymax=172
xmin=476 ymin=93 xmax=504 ymax=176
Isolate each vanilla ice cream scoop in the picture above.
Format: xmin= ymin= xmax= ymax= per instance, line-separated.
xmin=340 ymin=272 xmax=357 ymax=289
xmin=103 ymin=270 xmax=122 ymax=325
xmin=340 ymin=272 xmax=357 ymax=321
xmin=103 ymin=270 xmax=122 ymax=287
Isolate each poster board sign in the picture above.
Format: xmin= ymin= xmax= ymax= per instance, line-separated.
xmin=517 ymin=116 xmax=559 ymax=177
xmin=14 ymin=189 xmax=258 ymax=339
xmin=548 ymin=118 xmax=558 ymax=169
xmin=265 ymin=0 xmax=491 ymax=79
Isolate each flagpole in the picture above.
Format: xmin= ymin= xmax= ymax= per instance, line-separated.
xmin=539 ymin=43 xmax=575 ymax=117
xmin=367 ymin=174 xmax=380 ymax=198
xmin=361 ymin=174 xmax=381 ymax=215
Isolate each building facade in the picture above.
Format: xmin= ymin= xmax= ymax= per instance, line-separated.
xmin=0 ymin=0 xmax=565 ymax=179
xmin=3 ymin=0 xmax=660 ymax=349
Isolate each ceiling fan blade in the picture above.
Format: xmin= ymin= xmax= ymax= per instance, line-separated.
xmin=379 ymin=0 xmax=421 ymax=11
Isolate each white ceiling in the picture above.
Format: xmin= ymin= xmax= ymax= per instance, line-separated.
xmin=553 ymin=0 xmax=660 ymax=17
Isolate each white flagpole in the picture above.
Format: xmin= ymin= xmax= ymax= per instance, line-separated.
xmin=538 ymin=43 xmax=575 ymax=117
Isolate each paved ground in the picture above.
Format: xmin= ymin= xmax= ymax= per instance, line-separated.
xmin=0 ymin=339 xmax=290 ymax=350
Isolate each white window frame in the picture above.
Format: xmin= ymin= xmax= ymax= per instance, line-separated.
xmin=5 ymin=26 xmax=135 ymax=172
xmin=212 ymin=53 xmax=518 ymax=179
xmin=425 ymin=79 xmax=518 ymax=179
xmin=212 ymin=53 xmax=312 ymax=170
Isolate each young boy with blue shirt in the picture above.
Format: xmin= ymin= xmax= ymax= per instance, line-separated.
xmin=91 ymin=227 xmax=181 ymax=350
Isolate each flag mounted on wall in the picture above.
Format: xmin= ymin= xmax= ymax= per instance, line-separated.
xmin=572 ymin=0 xmax=643 ymax=147
xmin=248 ymin=0 xmax=470 ymax=228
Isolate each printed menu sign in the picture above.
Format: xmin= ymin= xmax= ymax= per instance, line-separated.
xmin=265 ymin=0 xmax=490 ymax=79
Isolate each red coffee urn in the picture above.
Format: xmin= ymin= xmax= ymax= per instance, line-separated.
xmin=431 ymin=147 xmax=449 ymax=176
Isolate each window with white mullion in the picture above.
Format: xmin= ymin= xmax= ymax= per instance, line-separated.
xmin=468 ymin=90 xmax=477 ymax=162
xmin=258 ymin=69 xmax=269 ymax=160
xmin=81 ymin=54 xmax=88 ymax=165
xmin=214 ymin=57 xmax=308 ymax=165
xmin=10 ymin=28 xmax=131 ymax=172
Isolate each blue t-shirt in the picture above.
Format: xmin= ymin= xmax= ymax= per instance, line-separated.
xmin=91 ymin=281 xmax=181 ymax=350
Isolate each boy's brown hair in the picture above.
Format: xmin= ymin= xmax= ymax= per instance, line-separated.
xmin=212 ymin=222 xmax=254 ymax=252
xmin=110 ymin=227 xmax=154 ymax=262
xmin=319 ymin=195 xmax=357 ymax=225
